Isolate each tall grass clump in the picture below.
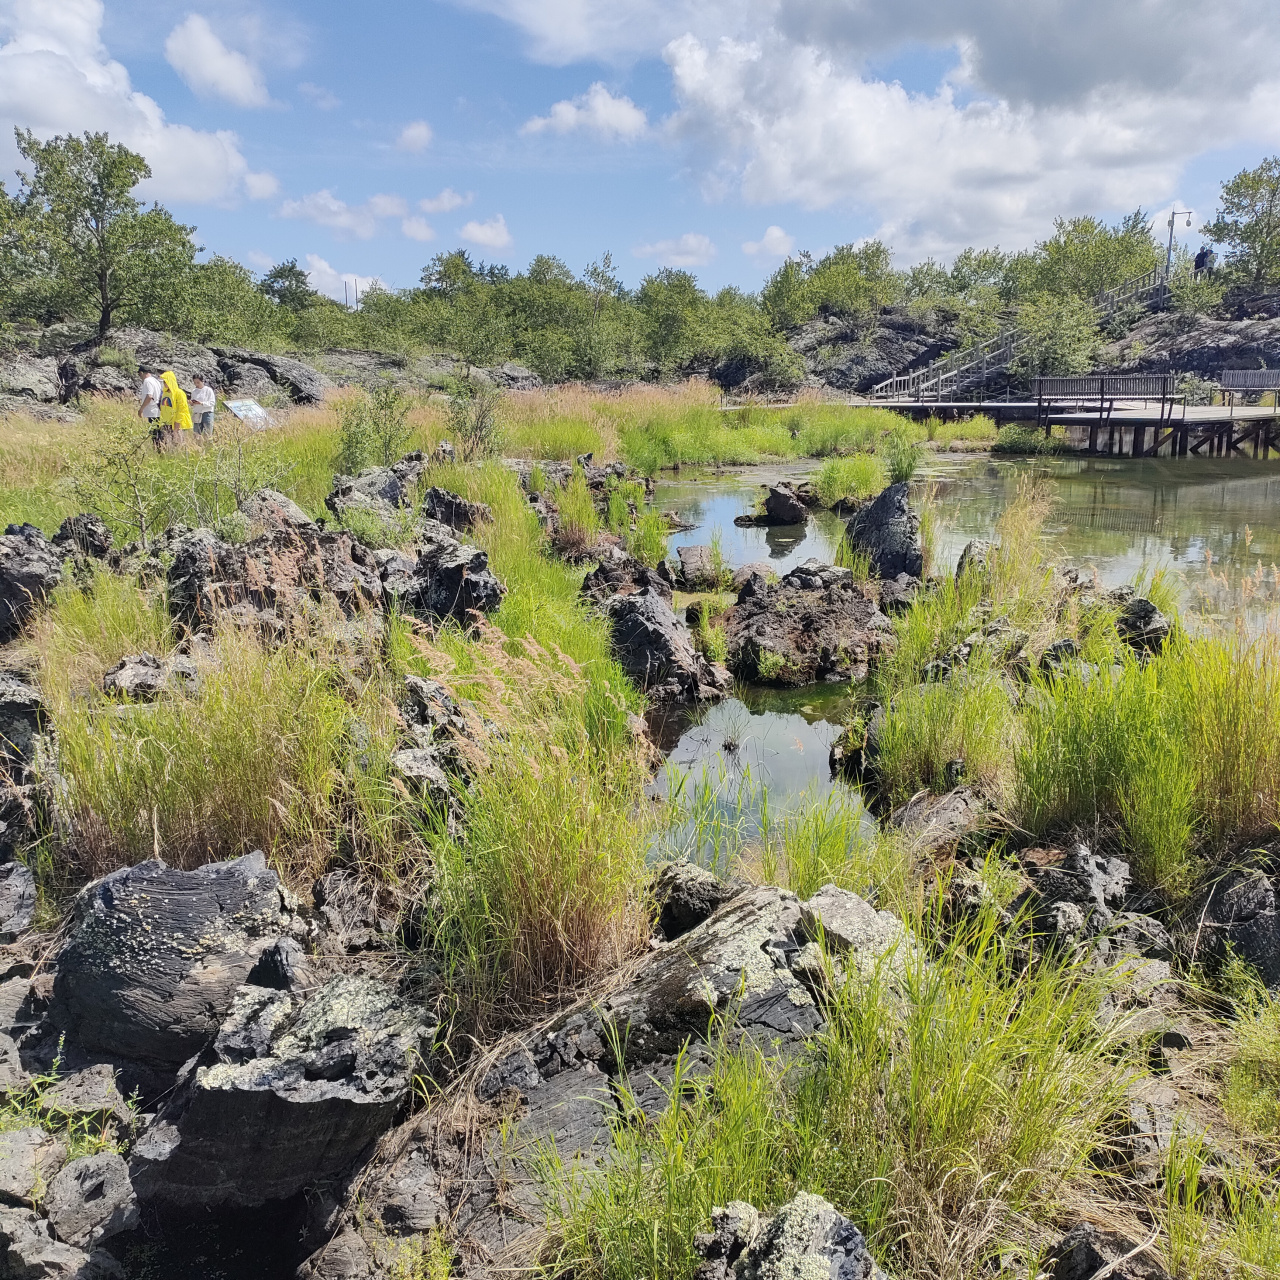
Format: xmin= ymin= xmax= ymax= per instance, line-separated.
xmin=874 ymin=669 xmax=1018 ymax=806
xmin=425 ymin=637 xmax=650 ymax=1022
xmin=556 ymin=467 xmax=603 ymax=549
xmin=882 ymin=424 xmax=924 ymax=483
xmin=1014 ymin=659 xmax=1198 ymax=892
xmin=814 ymin=454 xmax=886 ymax=508
xmin=39 ymin=620 xmax=402 ymax=885
xmin=627 ymin=510 xmax=668 ymax=568
xmin=1222 ymin=980 xmax=1280 ymax=1140
xmin=1160 ymin=632 xmax=1280 ymax=844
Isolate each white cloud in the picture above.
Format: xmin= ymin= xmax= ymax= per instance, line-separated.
xmin=245 ymin=249 xmax=274 ymax=269
xmin=279 ymin=189 xmax=407 ymax=239
xmin=401 ymin=215 xmax=436 ymax=242
xmin=396 ymin=120 xmax=433 ymax=152
xmin=419 ymin=187 xmax=472 ymax=213
xmin=461 ymin=0 xmax=1280 ymax=256
xmin=298 ymin=81 xmax=339 ymax=110
xmin=304 ymin=253 xmax=382 ymax=303
xmin=459 ymin=214 xmax=513 ymax=249
xmin=0 ymin=0 xmax=269 ymax=204
xmin=164 ymin=14 xmax=270 ymax=108
xmin=521 ymin=82 xmax=648 ymax=140
xmin=243 ymin=170 xmax=280 ymax=199
xmin=742 ymin=224 xmax=795 ymax=257
xmin=634 ymin=231 xmax=716 ymax=266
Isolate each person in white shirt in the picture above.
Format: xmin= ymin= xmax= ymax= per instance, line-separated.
xmin=137 ymin=367 xmax=165 ymax=448
xmin=190 ymin=375 xmax=216 ymax=435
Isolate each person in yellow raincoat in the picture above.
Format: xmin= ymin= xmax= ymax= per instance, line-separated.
xmin=157 ymin=370 xmax=193 ymax=448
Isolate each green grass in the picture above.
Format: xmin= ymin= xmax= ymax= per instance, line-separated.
xmin=991 ymin=423 xmax=1069 ymax=455
xmin=875 ymin=667 xmax=1018 ymax=806
xmin=627 ymin=510 xmax=668 ymax=567
xmin=505 ymin=416 xmax=605 ymax=462
xmin=534 ymin=902 xmax=1140 ymax=1280
xmin=813 ymin=454 xmax=886 ymax=507
xmin=1223 ymin=980 xmax=1280 ymax=1141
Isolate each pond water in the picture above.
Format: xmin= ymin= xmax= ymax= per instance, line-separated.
xmin=648 ymin=452 xmax=1280 ymax=859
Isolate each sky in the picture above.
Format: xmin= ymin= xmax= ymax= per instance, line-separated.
xmin=2 ymin=0 xmax=1280 ymax=300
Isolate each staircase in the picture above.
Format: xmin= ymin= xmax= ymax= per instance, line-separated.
xmin=868 ymin=266 xmax=1191 ymax=402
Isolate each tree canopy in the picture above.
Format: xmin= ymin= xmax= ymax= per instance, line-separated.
xmin=1204 ymin=157 xmax=1280 ymax=288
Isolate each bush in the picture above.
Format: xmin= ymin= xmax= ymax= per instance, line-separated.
xmin=336 ymin=382 xmax=415 ymax=474
xmin=627 ymin=510 xmax=668 ymax=568
xmin=446 ymin=377 xmax=504 ymax=460
xmin=991 ymin=423 xmax=1067 ymax=454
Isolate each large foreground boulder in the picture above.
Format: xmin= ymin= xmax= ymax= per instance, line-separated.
xmin=51 ymin=851 xmax=298 ymax=1078
xmin=0 ymin=1205 xmax=122 ymax=1279
xmin=844 ymin=483 xmax=922 ymax=580
xmin=131 ymin=975 xmax=434 ymax=1208
xmin=166 ymin=525 xmax=383 ymax=630
xmin=297 ymin=883 xmax=904 ymax=1275
xmin=0 ymin=526 xmax=63 ymax=640
xmin=722 ymin=559 xmax=894 ymax=685
xmin=605 ymin=589 xmax=729 ymax=704
xmin=0 ymin=675 xmax=46 ymax=784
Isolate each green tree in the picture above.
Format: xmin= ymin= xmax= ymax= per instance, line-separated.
xmin=1021 ymin=211 xmax=1159 ymax=300
xmin=636 ymin=269 xmax=708 ymax=371
xmin=13 ymin=129 xmax=197 ymax=337
xmin=258 ymin=258 xmax=317 ymax=311
xmin=420 ymin=249 xmax=477 ymax=297
xmin=1203 ymin=157 xmax=1280 ymax=288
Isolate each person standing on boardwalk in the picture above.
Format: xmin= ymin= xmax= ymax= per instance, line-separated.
xmin=190 ymin=374 xmax=216 ymax=435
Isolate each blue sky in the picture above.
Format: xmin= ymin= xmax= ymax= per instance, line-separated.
xmin=3 ymin=0 xmax=1280 ymax=299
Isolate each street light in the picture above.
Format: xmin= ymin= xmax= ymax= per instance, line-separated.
xmin=1165 ymin=209 xmax=1194 ymax=278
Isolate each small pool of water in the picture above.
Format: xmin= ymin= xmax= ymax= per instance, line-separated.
xmin=649 ymin=452 xmax=1280 ymax=833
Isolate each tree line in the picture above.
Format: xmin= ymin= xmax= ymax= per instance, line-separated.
xmin=3 ymin=129 xmax=1279 ymax=386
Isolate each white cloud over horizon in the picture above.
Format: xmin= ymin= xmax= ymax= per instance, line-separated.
xmin=165 ymin=14 xmax=271 ymax=109
xmin=0 ymin=0 xmax=274 ymax=205
xmin=305 ymin=253 xmax=382 ymax=302
xmin=521 ymin=82 xmax=648 ymax=140
xmin=460 ymin=214 xmax=513 ymax=248
xmin=401 ymin=215 xmax=435 ymax=242
xmin=464 ymin=0 xmax=1280 ymax=254
xmin=634 ymin=231 xmax=716 ymax=266
xmin=280 ymin=189 xmax=409 ymax=239
xmin=742 ymin=224 xmax=794 ymax=257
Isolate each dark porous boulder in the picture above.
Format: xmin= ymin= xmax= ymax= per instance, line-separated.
xmin=876 ymin=572 xmax=920 ymax=614
xmin=51 ymin=514 xmax=112 ymax=561
xmin=101 ymin=653 xmax=198 ymax=700
xmin=1045 ymin=1222 xmax=1171 ymax=1280
xmin=51 ymin=851 xmax=298 ymax=1078
xmin=730 ymin=562 xmax=775 ymax=593
xmin=722 ymin=559 xmax=894 ymax=686
xmin=387 ymin=523 xmax=505 ymax=623
xmin=695 ymin=1191 xmax=890 ymax=1280
xmin=130 ymin=974 xmax=434 ymax=1208
xmin=238 ymin=488 xmax=317 ymax=532
xmin=419 ymin=486 xmax=491 ymax=532
xmin=207 ymin=345 xmax=332 ymax=404
xmin=0 ymin=526 xmax=63 ymax=640
xmin=652 ymin=860 xmax=742 ymax=941
xmin=887 ymin=787 xmax=988 ymax=859
xmin=166 ymin=525 xmax=383 ymax=629
xmin=1116 ymin=596 xmax=1172 ymax=652
xmin=0 ymin=1127 xmax=65 ymax=1204
xmin=582 ymin=547 xmax=674 ymax=605
xmin=1186 ymin=867 xmax=1279 ymax=989
xmin=762 ymin=484 xmax=808 ymax=526
xmin=0 ymin=864 xmax=36 ymax=943
xmin=1013 ymin=843 xmax=1131 ymax=945
xmin=0 ymin=675 xmax=46 ymax=784
xmin=605 ymin=589 xmax=729 ymax=704
xmin=677 ymin=545 xmax=720 ymax=591
xmin=46 ymin=1153 xmax=138 ymax=1248
xmin=954 ymin=538 xmax=992 ymax=582
xmin=324 ymin=454 xmax=429 ymax=521
xmin=844 ymin=482 xmax=922 ymax=580
xmin=0 ymin=1204 xmax=122 ymax=1279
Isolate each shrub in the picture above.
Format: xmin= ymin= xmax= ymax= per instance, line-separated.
xmin=756 ymin=650 xmax=786 ymax=681
xmin=336 ymin=382 xmax=416 ymax=474
xmin=446 ymin=377 xmax=504 ymax=460
xmin=991 ymin=423 xmax=1066 ymax=454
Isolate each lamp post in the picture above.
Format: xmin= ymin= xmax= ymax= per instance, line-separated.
xmin=1164 ymin=209 xmax=1193 ymax=278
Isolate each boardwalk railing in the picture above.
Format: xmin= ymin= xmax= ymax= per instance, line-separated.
xmin=869 ymin=267 xmax=1205 ymax=402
